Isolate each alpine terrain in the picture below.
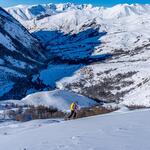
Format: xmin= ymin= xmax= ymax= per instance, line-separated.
xmin=5 ymin=3 xmax=150 ymax=106
xmin=0 ymin=7 xmax=47 ymax=100
xmin=0 ymin=3 xmax=150 ymax=150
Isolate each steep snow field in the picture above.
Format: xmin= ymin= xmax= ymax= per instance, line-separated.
xmin=0 ymin=109 xmax=150 ymax=150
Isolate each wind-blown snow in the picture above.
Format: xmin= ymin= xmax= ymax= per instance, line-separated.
xmin=6 ymin=90 xmax=97 ymax=111
xmin=0 ymin=109 xmax=150 ymax=150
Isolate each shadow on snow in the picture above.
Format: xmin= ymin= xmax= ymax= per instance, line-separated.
xmin=33 ymin=28 xmax=112 ymax=88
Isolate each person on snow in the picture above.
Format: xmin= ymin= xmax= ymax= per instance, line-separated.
xmin=68 ymin=101 xmax=79 ymax=119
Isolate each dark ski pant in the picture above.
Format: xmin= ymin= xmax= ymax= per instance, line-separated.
xmin=68 ymin=110 xmax=77 ymax=119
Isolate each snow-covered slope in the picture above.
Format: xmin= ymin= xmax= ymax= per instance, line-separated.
xmin=6 ymin=3 xmax=95 ymax=22
xmin=0 ymin=109 xmax=150 ymax=150
xmin=6 ymin=3 xmax=150 ymax=22
xmin=103 ymin=4 xmax=150 ymax=18
xmin=0 ymin=7 xmax=47 ymax=100
xmin=5 ymin=3 xmax=150 ymax=106
xmin=4 ymin=89 xmax=97 ymax=111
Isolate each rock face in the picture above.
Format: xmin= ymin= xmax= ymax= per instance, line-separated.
xmin=3 ymin=3 xmax=150 ymax=106
xmin=0 ymin=7 xmax=47 ymax=100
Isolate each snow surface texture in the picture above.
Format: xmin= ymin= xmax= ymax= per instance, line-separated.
xmin=6 ymin=3 xmax=150 ymax=106
xmin=0 ymin=108 xmax=150 ymax=150
xmin=2 ymin=89 xmax=97 ymax=111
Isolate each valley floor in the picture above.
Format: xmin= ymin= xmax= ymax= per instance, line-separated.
xmin=0 ymin=108 xmax=150 ymax=150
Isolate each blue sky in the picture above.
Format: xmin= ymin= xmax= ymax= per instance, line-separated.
xmin=0 ymin=0 xmax=150 ymax=8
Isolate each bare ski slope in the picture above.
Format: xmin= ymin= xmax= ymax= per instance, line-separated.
xmin=0 ymin=109 xmax=150 ymax=150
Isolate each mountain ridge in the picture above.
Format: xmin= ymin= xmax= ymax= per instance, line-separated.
xmin=0 ymin=7 xmax=47 ymax=100
xmin=1 ymin=3 xmax=150 ymax=106
xmin=6 ymin=3 xmax=150 ymax=22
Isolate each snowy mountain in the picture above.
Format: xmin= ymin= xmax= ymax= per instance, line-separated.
xmin=6 ymin=3 xmax=94 ymax=22
xmin=0 ymin=7 xmax=47 ymax=100
xmin=6 ymin=3 xmax=150 ymax=22
xmin=2 ymin=89 xmax=97 ymax=111
xmin=0 ymin=109 xmax=150 ymax=150
xmin=3 ymin=3 xmax=150 ymax=106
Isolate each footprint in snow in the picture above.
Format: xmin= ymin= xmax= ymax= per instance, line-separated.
xmin=88 ymin=148 xmax=96 ymax=150
xmin=71 ymin=136 xmax=81 ymax=145
xmin=56 ymin=144 xmax=70 ymax=150
xmin=116 ymin=127 xmax=128 ymax=131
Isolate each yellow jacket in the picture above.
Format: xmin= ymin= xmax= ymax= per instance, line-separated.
xmin=70 ymin=102 xmax=75 ymax=111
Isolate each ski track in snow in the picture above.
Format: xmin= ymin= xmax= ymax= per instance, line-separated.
xmin=0 ymin=109 xmax=150 ymax=150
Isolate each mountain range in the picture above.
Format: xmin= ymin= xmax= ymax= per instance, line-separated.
xmin=0 ymin=3 xmax=150 ymax=106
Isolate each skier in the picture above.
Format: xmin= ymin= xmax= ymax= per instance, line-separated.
xmin=68 ymin=101 xmax=79 ymax=119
